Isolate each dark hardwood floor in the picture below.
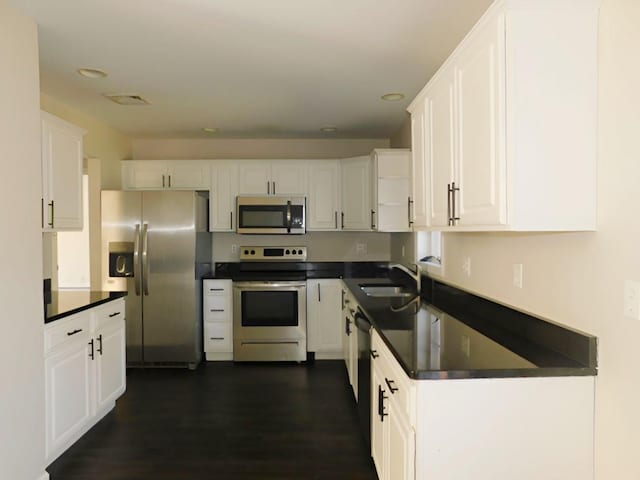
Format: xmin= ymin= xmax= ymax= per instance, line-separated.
xmin=48 ymin=361 xmax=378 ymax=480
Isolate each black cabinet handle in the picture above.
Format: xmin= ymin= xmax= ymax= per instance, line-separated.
xmin=378 ymin=385 xmax=388 ymax=421
xmin=108 ymin=312 xmax=120 ymax=318
xmin=385 ymin=377 xmax=399 ymax=394
xmin=317 ymin=283 xmax=321 ymax=302
xmin=67 ymin=328 xmax=82 ymax=336
xmin=88 ymin=339 xmax=95 ymax=360
xmin=230 ymin=211 xmax=233 ymax=230
xmin=210 ymin=309 xmax=225 ymax=312
xmin=370 ymin=349 xmax=379 ymax=359
xmin=210 ymin=337 xmax=225 ymax=340
xmin=97 ymin=334 xmax=103 ymax=355
xmin=209 ymin=288 xmax=224 ymax=292
xmin=345 ymin=317 xmax=351 ymax=336
xmin=341 ymin=211 xmax=345 ymax=229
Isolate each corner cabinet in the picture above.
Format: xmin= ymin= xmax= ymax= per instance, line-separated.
xmin=44 ymin=298 xmax=126 ymax=465
xmin=371 ymin=149 xmax=413 ymax=232
xmin=122 ymin=160 xmax=210 ymax=190
xmin=41 ymin=111 xmax=86 ymax=231
xmin=307 ymin=160 xmax=341 ymax=231
xmin=306 ymin=279 xmax=343 ymax=358
xmin=408 ymin=0 xmax=600 ymax=231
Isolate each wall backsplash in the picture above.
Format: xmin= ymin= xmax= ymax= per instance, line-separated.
xmin=212 ymin=232 xmax=390 ymax=262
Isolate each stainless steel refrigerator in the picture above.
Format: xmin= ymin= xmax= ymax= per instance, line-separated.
xmin=101 ymin=190 xmax=211 ymax=368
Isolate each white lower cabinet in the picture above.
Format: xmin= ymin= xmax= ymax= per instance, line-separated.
xmin=44 ymin=298 xmax=126 ymax=465
xmin=370 ymin=329 xmax=595 ymax=480
xmin=341 ymin=284 xmax=358 ymax=400
xmin=203 ymin=279 xmax=233 ymax=360
xmin=306 ymin=279 xmax=343 ymax=359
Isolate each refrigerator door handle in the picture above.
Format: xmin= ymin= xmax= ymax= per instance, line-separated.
xmin=134 ymin=223 xmax=141 ymax=296
xmin=142 ymin=223 xmax=149 ymax=295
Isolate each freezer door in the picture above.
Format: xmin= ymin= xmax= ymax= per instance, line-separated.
xmin=101 ymin=190 xmax=144 ymax=365
xmin=141 ymin=191 xmax=200 ymax=364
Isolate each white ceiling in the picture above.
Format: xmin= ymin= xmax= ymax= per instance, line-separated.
xmin=11 ymin=0 xmax=493 ymax=139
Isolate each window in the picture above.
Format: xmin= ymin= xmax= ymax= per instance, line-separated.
xmin=417 ymin=231 xmax=443 ymax=271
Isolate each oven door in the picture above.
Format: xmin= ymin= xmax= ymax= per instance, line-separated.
xmin=236 ymin=196 xmax=305 ymax=234
xmin=233 ymin=281 xmax=307 ymax=361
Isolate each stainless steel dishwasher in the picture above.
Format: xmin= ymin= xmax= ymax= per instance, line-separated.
xmin=355 ymin=309 xmax=372 ymax=452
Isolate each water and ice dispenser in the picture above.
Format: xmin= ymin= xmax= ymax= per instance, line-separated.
xmin=108 ymin=242 xmax=135 ymax=277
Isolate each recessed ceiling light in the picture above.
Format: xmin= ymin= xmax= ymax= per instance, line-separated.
xmin=381 ymin=93 xmax=405 ymax=101
xmin=103 ymin=93 xmax=150 ymax=106
xmin=202 ymin=127 xmax=218 ymax=133
xmin=77 ymin=68 xmax=108 ymax=79
xmin=320 ymin=127 xmax=338 ymax=133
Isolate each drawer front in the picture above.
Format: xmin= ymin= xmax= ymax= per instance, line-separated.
xmin=204 ymin=279 xmax=231 ymax=296
xmin=45 ymin=312 xmax=91 ymax=354
xmin=204 ymin=322 xmax=233 ymax=352
xmin=204 ymin=295 xmax=229 ymax=320
xmin=92 ymin=299 xmax=126 ymax=331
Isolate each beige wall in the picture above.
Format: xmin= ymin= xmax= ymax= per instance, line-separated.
xmin=212 ymin=232 xmax=390 ymax=262
xmin=415 ymin=1 xmax=639 ymax=478
xmin=0 ymin=2 xmax=46 ymax=478
xmin=132 ymin=137 xmax=388 ymax=160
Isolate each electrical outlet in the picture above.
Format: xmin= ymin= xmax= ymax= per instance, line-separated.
xmin=401 ymin=245 xmax=406 ymax=257
xmin=356 ymin=243 xmax=367 ymax=255
xmin=513 ymin=264 xmax=523 ymax=289
xmin=624 ymin=280 xmax=640 ymax=320
xmin=461 ymin=335 xmax=471 ymax=357
xmin=462 ymin=257 xmax=471 ymax=277
xmin=231 ymin=244 xmax=238 ymax=254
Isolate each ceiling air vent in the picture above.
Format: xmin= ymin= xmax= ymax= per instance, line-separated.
xmin=103 ymin=93 xmax=151 ymax=106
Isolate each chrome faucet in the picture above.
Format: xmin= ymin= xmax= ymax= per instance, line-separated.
xmin=389 ymin=263 xmax=421 ymax=294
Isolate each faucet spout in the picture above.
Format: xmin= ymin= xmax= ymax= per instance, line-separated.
xmin=389 ymin=263 xmax=421 ymax=294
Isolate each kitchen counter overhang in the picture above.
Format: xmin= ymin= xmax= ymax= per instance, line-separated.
xmin=342 ymin=277 xmax=597 ymax=380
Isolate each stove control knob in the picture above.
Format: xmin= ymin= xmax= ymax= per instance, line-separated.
xmin=250 ymin=250 xmax=255 ymax=255
xmin=285 ymin=249 xmax=290 ymax=255
xmin=243 ymin=249 xmax=249 ymax=255
xmin=297 ymin=249 xmax=303 ymax=255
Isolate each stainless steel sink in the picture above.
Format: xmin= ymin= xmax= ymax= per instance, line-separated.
xmin=359 ymin=283 xmax=416 ymax=298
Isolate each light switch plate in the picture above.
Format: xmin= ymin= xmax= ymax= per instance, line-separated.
xmin=513 ymin=264 xmax=523 ymax=289
xmin=624 ymin=280 xmax=640 ymax=320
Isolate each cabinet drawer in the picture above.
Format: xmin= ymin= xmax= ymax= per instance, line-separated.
xmin=204 ymin=295 xmax=229 ymax=320
xmin=204 ymin=322 xmax=232 ymax=352
xmin=203 ymin=280 xmax=231 ymax=296
xmin=45 ymin=313 xmax=91 ymax=354
xmin=91 ymin=299 xmax=125 ymax=331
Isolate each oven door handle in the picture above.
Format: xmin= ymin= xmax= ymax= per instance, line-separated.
xmin=233 ymin=281 xmax=307 ymax=289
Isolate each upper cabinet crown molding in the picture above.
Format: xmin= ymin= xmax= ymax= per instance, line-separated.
xmin=41 ymin=111 xmax=86 ymax=232
xmin=408 ymin=0 xmax=600 ymax=232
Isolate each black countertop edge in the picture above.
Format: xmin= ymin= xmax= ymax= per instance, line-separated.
xmin=45 ymin=291 xmax=127 ymax=324
xmin=410 ymin=367 xmax=598 ymax=380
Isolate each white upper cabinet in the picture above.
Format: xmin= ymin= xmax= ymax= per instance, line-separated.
xmin=408 ymin=0 xmax=599 ymax=231
xmin=209 ymin=161 xmax=239 ymax=232
xmin=307 ymin=160 xmax=341 ymax=231
xmin=237 ymin=160 xmax=308 ymax=196
xmin=371 ymin=149 xmax=412 ymax=232
xmin=41 ymin=111 xmax=85 ymax=231
xmin=122 ymin=160 xmax=210 ymax=190
xmin=341 ymin=155 xmax=372 ymax=231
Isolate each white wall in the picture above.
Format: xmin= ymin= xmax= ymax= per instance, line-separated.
xmin=411 ymin=0 xmax=640 ymax=478
xmin=0 ymin=2 xmax=46 ymax=479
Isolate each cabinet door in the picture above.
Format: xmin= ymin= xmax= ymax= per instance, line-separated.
xmin=238 ymin=161 xmax=271 ymax=194
xmin=426 ymin=69 xmax=456 ymax=228
xmin=341 ymin=156 xmax=372 ymax=231
xmin=45 ymin=340 xmax=93 ymax=461
xmin=307 ymin=161 xmax=340 ymax=231
xmin=94 ymin=320 xmax=126 ymax=413
xmin=454 ymin=12 xmax=506 ymax=226
xmin=271 ymin=160 xmax=308 ymax=196
xmin=210 ymin=162 xmax=238 ymax=231
xmin=122 ymin=161 xmax=167 ymax=190
xmin=411 ymin=100 xmax=430 ymax=229
xmin=387 ymin=399 xmax=415 ymax=480
xmin=41 ymin=112 xmax=84 ymax=231
xmin=307 ymin=280 xmax=343 ymax=355
xmin=371 ymin=364 xmax=385 ymax=478
xmin=166 ymin=160 xmax=211 ymax=189
xmin=374 ymin=150 xmax=412 ymax=232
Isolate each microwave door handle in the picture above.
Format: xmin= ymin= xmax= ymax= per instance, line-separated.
xmin=286 ymin=200 xmax=292 ymax=233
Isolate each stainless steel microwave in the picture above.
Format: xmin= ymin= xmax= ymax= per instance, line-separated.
xmin=236 ymin=196 xmax=306 ymax=234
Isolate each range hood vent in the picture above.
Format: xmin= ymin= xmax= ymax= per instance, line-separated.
xmin=103 ymin=93 xmax=151 ymax=106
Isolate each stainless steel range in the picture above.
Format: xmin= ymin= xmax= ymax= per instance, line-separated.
xmin=233 ymin=246 xmax=308 ymax=362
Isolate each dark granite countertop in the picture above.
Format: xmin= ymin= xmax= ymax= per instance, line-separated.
xmin=204 ymin=261 xmax=390 ymax=281
xmin=342 ymin=277 xmax=597 ymax=380
xmin=45 ymin=291 xmax=127 ymax=324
